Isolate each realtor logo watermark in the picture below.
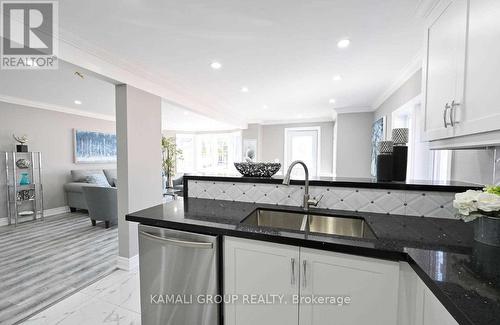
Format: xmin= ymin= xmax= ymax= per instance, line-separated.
xmin=1 ymin=1 xmax=58 ymax=69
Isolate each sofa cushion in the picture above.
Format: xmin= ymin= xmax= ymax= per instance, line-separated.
xmin=64 ymin=182 xmax=103 ymax=193
xmin=71 ymin=170 xmax=106 ymax=183
xmin=86 ymin=174 xmax=111 ymax=187
xmin=103 ymin=169 xmax=117 ymax=187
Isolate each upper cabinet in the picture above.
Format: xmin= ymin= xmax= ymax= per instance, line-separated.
xmin=423 ymin=0 xmax=468 ymax=141
xmin=458 ymin=0 xmax=500 ymax=137
xmin=423 ymin=0 xmax=500 ymax=146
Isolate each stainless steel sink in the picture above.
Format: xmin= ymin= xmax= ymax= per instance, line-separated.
xmin=241 ymin=208 xmax=376 ymax=239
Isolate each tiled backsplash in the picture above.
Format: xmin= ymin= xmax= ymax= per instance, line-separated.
xmin=187 ymin=180 xmax=457 ymax=219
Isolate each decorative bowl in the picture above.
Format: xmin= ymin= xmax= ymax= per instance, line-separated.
xmin=234 ymin=162 xmax=281 ymax=177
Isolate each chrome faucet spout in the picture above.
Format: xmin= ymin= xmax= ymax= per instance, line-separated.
xmin=283 ymin=160 xmax=318 ymax=211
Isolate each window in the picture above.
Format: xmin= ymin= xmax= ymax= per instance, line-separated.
xmin=175 ymin=131 xmax=241 ymax=175
xmin=284 ymin=127 xmax=321 ymax=178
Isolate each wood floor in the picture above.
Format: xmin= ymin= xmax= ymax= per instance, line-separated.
xmin=0 ymin=213 xmax=118 ymax=325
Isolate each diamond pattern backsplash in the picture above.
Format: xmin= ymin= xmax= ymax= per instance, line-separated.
xmin=188 ymin=180 xmax=457 ymax=219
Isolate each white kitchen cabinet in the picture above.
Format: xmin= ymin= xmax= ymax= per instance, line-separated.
xmin=424 ymin=0 xmax=500 ymax=146
xmin=224 ymin=237 xmax=400 ymax=325
xmin=423 ymin=287 xmax=459 ymax=325
xmin=423 ymin=0 xmax=468 ymax=141
xmin=398 ymin=262 xmax=459 ymax=325
xmin=457 ymin=0 xmax=500 ymax=138
xmin=224 ymin=237 xmax=299 ymax=325
xmin=299 ymin=248 xmax=399 ymax=325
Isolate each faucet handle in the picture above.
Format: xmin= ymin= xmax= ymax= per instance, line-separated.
xmin=308 ymin=194 xmax=324 ymax=207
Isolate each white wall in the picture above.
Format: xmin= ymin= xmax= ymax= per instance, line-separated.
xmin=375 ymin=70 xmax=422 ymax=129
xmin=116 ymin=85 xmax=162 ymax=261
xmin=334 ymin=112 xmax=374 ymax=178
xmin=260 ymin=121 xmax=334 ymax=176
xmin=0 ymin=101 xmax=116 ymax=221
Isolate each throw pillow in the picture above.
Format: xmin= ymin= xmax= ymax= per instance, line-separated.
xmin=85 ymin=174 xmax=111 ymax=187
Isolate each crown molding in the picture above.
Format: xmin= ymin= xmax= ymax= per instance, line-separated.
xmin=247 ymin=116 xmax=334 ymax=126
xmin=55 ymin=31 xmax=247 ymax=129
xmin=333 ymin=106 xmax=374 ymax=114
xmin=0 ymin=94 xmax=116 ymax=121
xmin=371 ymin=50 xmax=423 ymax=110
xmin=415 ymin=0 xmax=441 ymax=19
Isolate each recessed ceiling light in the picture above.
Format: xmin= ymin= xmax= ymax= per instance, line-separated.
xmin=337 ymin=39 xmax=351 ymax=49
xmin=183 ymin=111 xmax=189 ymax=115
xmin=262 ymin=105 xmax=268 ymax=109
xmin=74 ymin=100 xmax=82 ymax=105
xmin=210 ymin=61 xmax=222 ymax=70
xmin=329 ymin=98 xmax=336 ymax=104
xmin=241 ymin=86 xmax=249 ymax=93
xmin=297 ymin=114 xmax=303 ymax=118
xmin=333 ymin=75 xmax=342 ymax=81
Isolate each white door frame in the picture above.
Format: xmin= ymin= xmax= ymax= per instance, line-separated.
xmin=283 ymin=126 xmax=321 ymax=176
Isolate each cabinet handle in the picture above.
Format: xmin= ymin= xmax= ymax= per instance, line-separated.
xmin=291 ymin=258 xmax=296 ymax=285
xmin=302 ymin=260 xmax=307 ymax=288
xmin=450 ymin=100 xmax=460 ymax=127
xmin=443 ymin=103 xmax=451 ymax=128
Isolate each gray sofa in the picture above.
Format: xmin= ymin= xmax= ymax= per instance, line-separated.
xmin=64 ymin=169 xmax=117 ymax=211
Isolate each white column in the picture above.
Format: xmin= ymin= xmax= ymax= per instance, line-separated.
xmin=115 ymin=84 xmax=162 ymax=269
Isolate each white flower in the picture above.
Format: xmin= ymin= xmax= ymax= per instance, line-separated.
xmin=453 ymin=190 xmax=482 ymax=216
xmin=477 ymin=192 xmax=500 ymax=213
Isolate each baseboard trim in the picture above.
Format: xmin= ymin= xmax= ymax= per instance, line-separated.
xmin=0 ymin=206 xmax=71 ymax=226
xmin=45 ymin=206 xmax=71 ymax=216
xmin=117 ymin=255 xmax=139 ymax=271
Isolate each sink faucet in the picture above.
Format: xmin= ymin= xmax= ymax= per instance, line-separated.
xmin=283 ymin=160 xmax=321 ymax=212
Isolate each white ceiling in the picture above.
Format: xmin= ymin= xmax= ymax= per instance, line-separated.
xmin=162 ymin=100 xmax=238 ymax=131
xmin=0 ymin=61 xmax=116 ymax=119
xmin=0 ymin=60 xmax=234 ymax=131
xmin=56 ymin=0 xmax=425 ymax=125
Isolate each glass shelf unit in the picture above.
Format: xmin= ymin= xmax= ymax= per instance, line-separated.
xmin=2 ymin=152 xmax=44 ymax=226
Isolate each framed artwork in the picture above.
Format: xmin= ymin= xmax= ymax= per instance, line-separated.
xmin=74 ymin=129 xmax=117 ymax=164
xmin=243 ymin=139 xmax=257 ymax=162
xmin=371 ymin=116 xmax=386 ymax=176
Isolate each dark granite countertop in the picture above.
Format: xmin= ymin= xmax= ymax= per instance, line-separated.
xmin=126 ymin=198 xmax=500 ymax=325
xmin=184 ymin=174 xmax=482 ymax=192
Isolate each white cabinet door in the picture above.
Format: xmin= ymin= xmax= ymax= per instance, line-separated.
xmin=299 ymin=248 xmax=399 ymax=325
xmin=423 ymin=287 xmax=459 ymax=325
xmin=224 ymin=237 xmax=300 ymax=325
xmin=457 ymin=0 xmax=500 ymax=137
xmin=423 ymin=0 xmax=468 ymax=141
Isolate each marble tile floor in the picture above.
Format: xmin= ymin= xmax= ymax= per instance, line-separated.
xmin=22 ymin=268 xmax=141 ymax=325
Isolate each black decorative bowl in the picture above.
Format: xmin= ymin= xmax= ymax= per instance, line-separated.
xmin=234 ymin=162 xmax=281 ymax=177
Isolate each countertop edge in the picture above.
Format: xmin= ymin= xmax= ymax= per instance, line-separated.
xmin=184 ymin=175 xmax=482 ymax=193
xmin=126 ymin=213 xmax=473 ymax=325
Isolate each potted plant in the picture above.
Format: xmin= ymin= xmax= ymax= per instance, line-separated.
xmin=161 ymin=137 xmax=183 ymax=189
xmin=453 ymin=186 xmax=500 ymax=246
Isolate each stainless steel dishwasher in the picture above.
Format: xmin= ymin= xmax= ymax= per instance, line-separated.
xmin=138 ymin=225 xmax=219 ymax=325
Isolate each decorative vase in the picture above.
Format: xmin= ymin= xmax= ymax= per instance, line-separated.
xmin=376 ymin=141 xmax=394 ymax=182
xmin=473 ymin=216 xmax=500 ymax=247
xmin=19 ymin=172 xmax=30 ymax=185
xmin=392 ymin=128 xmax=409 ymax=182
xmin=16 ymin=144 xmax=28 ymax=152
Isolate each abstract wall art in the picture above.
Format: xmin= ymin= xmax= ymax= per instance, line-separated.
xmin=74 ymin=129 xmax=117 ymax=164
xmin=371 ymin=116 xmax=386 ymax=177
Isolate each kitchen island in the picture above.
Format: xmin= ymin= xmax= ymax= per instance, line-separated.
xmin=127 ymin=196 xmax=500 ymax=325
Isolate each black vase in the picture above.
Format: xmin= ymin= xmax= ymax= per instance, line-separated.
xmin=376 ymin=154 xmax=393 ymax=182
xmin=392 ymin=145 xmax=408 ymax=181
xmin=16 ymin=144 xmax=28 ymax=152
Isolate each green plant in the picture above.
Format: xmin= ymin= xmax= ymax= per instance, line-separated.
xmin=161 ymin=137 xmax=183 ymax=177
xmin=485 ymin=185 xmax=500 ymax=196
